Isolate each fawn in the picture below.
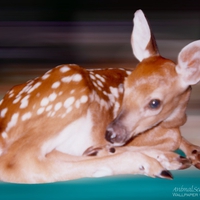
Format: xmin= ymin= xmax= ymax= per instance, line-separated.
xmin=0 ymin=10 xmax=199 ymax=183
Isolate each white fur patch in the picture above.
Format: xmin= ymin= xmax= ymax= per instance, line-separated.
xmin=46 ymin=104 xmax=53 ymax=112
xmin=6 ymin=113 xmax=19 ymax=132
xmin=80 ymin=95 xmax=88 ymax=104
xmin=72 ymin=74 xmax=82 ymax=82
xmin=64 ymin=97 xmax=75 ymax=108
xmin=97 ymin=80 xmax=104 ymax=87
xmin=61 ymin=76 xmax=73 ymax=83
xmin=54 ymin=102 xmax=62 ymax=111
xmin=42 ymin=110 xmax=94 ymax=156
xmin=49 ymin=93 xmax=57 ymax=102
xmin=27 ymin=82 xmax=42 ymax=94
xmin=109 ymin=87 xmax=119 ymax=99
xmin=96 ymin=74 xmax=106 ymax=82
xmin=20 ymin=95 xmax=30 ymax=109
xmin=13 ymin=96 xmax=21 ymax=104
xmin=1 ymin=108 xmax=8 ymax=118
xmin=75 ymin=100 xmax=80 ymax=109
xmin=90 ymin=74 xmax=96 ymax=80
xmin=52 ymin=81 xmax=60 ymax=89
xmin=60 ymin=66 xmax=70 ymax=73
xmin=1 ymin=131 xmax=8 ymax=139
xmin=42 ymin=74 xmax=50 ymax=80
xmin=21 ymin=112 xmax=32 ymax=121
xmin=40 ymin=97 xmax=49 ymax=107
xmin=37 ymin=107 xmax=45 ymax=115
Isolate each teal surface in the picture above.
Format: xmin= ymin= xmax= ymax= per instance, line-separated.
xmin=0 ymin=168 xmax=200 ymax=200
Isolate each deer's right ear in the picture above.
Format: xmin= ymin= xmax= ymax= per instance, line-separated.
xmin=176 ymin=40 xmax=200 ymax=87
xmin=131 ymin=10 xmax=159 ymax=62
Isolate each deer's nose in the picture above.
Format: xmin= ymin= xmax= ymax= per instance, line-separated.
xmin=105 ymin=124 xmax=129 ymax=146
xmin=105 ymin=128 xmax=116 ymax=144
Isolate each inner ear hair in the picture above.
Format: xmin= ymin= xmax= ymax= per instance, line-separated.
xmin=161 ymin=86 xmax=191 ymax=128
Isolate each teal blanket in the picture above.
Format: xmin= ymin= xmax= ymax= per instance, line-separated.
xmin=1 ymin=168 xmax=199 ymax=200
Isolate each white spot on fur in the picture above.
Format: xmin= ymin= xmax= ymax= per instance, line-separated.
xmin=37 ymin=107 xmax=45 ymax=115
xmin=97 ymin=80 xmax=104 ymax=87
xmin=49 ymin=93 xmax=57 ymax=102
xmin=66 ymin=106 xmax=73 ymax=114
xmin=61 ymin=76 xmax=73 ymax=83
xmin=0 ymin=99 xmax=3 ymax=105
xmin=9 ymin=93 xmax=14 ymax=98
xmin=80 ymin=95 xmax=88 ymax=103
xmin=20 ymin=95 xmax=30 ymax=109
xmin=70 ymin=89 xmax=75 ymax=94
xmin=126 ymin=70 xmax=132 ymax=75
xmin=60 ymin=66 xmax=70 ymax=73
xmin=13 ymin=96 xmax=21 ymax=104
xmin=40 ymin=97 xmax=49 ymax=107
xmin=103 ymin=91 xmax=109 ymax=97
xmin=21 ymin=112 xmax=32 ymax=121
xmin=54 ymin=102 xmax=62 ymax=111
xmin=118 ymin=84 xmax=124 ymax=93
xmin=46 ymin=69 xmax=52 ymax=74
xmin=1 ymin=131 xmax=8 ymax=139
xmin=64 ymin=97 xmax=75 ymax=108
xmin=8 ymin=89 xmax=14 ymax=95
xmin=75 ymin=100 xmax=80 ymax=109
xmin=1 ymin=108 xmax=8 ymax=118
xmin=100 ymin=99 xmax=110 ymax=110
xmin=6 ymin=113 xmax=19 ymax=132
xmin=58 ymin=91 xmax=63 ymax=96
xmin=28 ymin=82 xmax=42 ymax=94
xmin=109 ymin=86 xmax=119 ymax=98
xmin=42 ymin=74 xmax=50 ymax=80
xmin=50 ymin=111 xmax=56 ymax=117
xmin=46 ymin=104 xmax=53 ymax=112
xmin=52 ymin=81 xmax=61 ymax=89
xmin=93 ymin=81 xmax=98 ymax=88
xmin=27 ymin=80 xmax=34 ymax=85
xmin=61 ymin=113 xmax=66 ymax=118
xmin=95 ymin=74 xmax=105 ymax=82
xmin=90 ymin=74 xmax=96 ymax=80
xmin=72 ymin=74 xmax=82 ymax=82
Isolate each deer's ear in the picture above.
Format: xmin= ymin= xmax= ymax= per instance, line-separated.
xmin=176 ymin=40 xmax=200 ymax=87
xmin=131 ymin=9 xmax=159 ymax=62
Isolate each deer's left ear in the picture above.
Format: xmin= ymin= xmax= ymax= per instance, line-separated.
xmin=176 ymin=40 xmax=200 ymax=87
xmin=131 ymin=9 xmax=159 ymax=61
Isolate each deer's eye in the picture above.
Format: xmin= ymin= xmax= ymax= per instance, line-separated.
xmin=149 ymin=99 xmax=161 ymax=109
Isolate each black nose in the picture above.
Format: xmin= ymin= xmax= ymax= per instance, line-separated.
xmin=105 ymin=129 xmax=115 ymax=143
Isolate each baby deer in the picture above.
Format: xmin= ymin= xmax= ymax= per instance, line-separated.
xmin=0 ymin=10 xmax=199 ymax=183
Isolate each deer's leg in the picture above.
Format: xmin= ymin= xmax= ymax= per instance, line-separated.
xmin=180 ymin=137 xmax=200 ymax=169
xmin=127 ymin=126 xmax=182 ymax=151
xmin=46 ymin=149 xmax=178 ymax=180
xmin=0 ymin=140 xmax=175 ymax=183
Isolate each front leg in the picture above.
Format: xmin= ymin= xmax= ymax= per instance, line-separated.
xmin=180 ymin=137 xmax=200 ymax=169
xmin=84 ymin=145 xmax=191 ymax=175
xmin=127 ymin=126 xmax=182 ymax=152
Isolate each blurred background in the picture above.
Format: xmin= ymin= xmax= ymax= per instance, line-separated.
xmin=0 ymin=0 xmax=199 ymax=144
